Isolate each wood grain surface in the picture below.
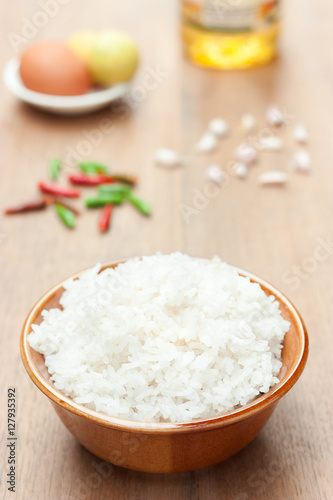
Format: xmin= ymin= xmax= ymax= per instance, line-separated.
xmin=0 ymin=0 xmax=332 ymax=499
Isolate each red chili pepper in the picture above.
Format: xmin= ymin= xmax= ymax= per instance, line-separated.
xmin=4 ymin=199 xmax=48 ymax=215
xmin=98 ymin=203 xmax=113 ymax=232
xmin=39 ymin=180 xmax=81 ymax=198
xmin=68 ymin=173 xmax=116 ymax=186
xmin=44 ymin=196 xmax=81 ymax=216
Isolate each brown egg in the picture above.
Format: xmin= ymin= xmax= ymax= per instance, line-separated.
xmin=20 ymin=40 xmax=92 ymax=96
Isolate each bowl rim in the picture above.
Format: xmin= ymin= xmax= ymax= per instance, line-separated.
xmin=3 ymin=57 xmax=130 ymax=111
xmin=20 ymin=258 xmax=309 ymax=434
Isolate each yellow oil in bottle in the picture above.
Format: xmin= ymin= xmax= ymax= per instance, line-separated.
xmin=181 ymin=1 xmax=280 ymax=69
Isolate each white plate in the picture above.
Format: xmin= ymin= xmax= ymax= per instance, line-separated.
xmin=3 ymin=58 xmax=130 ymax=115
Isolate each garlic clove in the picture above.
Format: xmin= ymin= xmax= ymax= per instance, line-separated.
xmin=258 ymin=171 xmax=287 ymax=185
xmin=266 ymin=106 xmax=284 ymax=127
xmin=240 ymin=114 xmax=256 ymax=133
xmin=206 ymin=164 xmax=225 ymax=185
xmin=234 ymin=143 xmax=257 ymax=164
xmin=208 ymin=118 xmax=229 ymax=138
xmin=259 ymin=136 xmax=284 ymax=151
xmin=293 ymin=124 xmax=309 ymax=145
xmin=195 ymin=132 xmax=218 ymax=153
xmin=154 ymin=148 xmax=183 ymax=167
xmin=290 ymin=150 xmax=311 ymax=173
xmin=232 ymin=162 xmax=248 ymax=178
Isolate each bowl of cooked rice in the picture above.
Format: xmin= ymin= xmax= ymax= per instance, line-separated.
xmin=21 ymin=253 xmax=308 ymax=473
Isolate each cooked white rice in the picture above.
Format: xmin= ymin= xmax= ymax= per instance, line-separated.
xmin=28 ymin=253 xmax=290 ymax=422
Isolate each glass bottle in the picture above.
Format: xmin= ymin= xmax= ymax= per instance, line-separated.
xmin=181 ymin=0 xmax=280 ymax=69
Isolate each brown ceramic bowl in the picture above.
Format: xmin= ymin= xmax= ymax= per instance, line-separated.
xmin=21 ymin=260 xmax=308 ymax=473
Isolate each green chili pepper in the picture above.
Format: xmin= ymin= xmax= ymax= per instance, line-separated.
xmin=78 ymin=162 xmax=109 ymax=175
xmin=127 ymin=193 xmax=152 ymax=216
xmin=55 ymin=203 xmax=76 ymax=228
xmin=85 ymin=193 xmax=125 ymax=208
xmin=98 ymin=183 xmax=132 ymax=197
xmin=50 ymin=157 xmax=61 ymax=181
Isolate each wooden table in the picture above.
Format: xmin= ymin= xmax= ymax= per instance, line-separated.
xmin=1 ymin=0 xmax=332 ymax=498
